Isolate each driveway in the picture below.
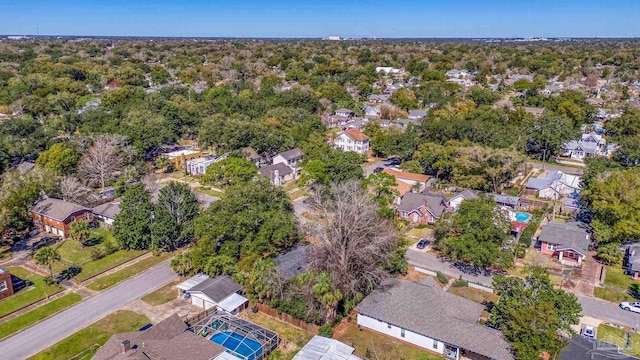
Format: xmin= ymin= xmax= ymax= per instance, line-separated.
xmin=406 ymin=248 xmax=640 ymax=328
xmin=0 ymin=261 xmax=177 ymax=359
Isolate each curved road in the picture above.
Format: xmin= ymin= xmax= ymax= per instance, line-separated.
xmin=0 ymin=261 xmax=177 ymax=359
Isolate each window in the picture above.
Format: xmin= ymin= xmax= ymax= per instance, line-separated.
xmin=433 ymin=340 xmax=438 ymax=349
xmin=387 ymin=323 xmax=392 ymax=329
xmin=546 ymin=243 xmax=555 ymax=251
xmin=413 ymin=213 xmax=419 ymax=222
xmin=0 ymin=281 xmax=7 ymax=292
xmin=400 ymin=328 xmax=405 ymax=338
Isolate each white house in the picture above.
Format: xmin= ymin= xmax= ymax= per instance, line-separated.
xmin=92 ymin=199 xmax=121 ymax=227
xmin=356 ymin=278 xmax=513 ymax=360
xmin=272 ymin=148 xmax=304 ymax=172
xmin=176 ymin=274 xmax=248 ymax=314
xmin=526 ymin=171 xmax=581 ymax=199
xmin=334 ymin=128 xmax=370 ymax=154
xmin=447 ymin=189 xmax=479 ymax=211
xmin=561 ymin=132 xmax=607 ymax=161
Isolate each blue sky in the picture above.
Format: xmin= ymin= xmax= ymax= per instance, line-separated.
xmin=0 ymin=0 xmax=638 ymax=38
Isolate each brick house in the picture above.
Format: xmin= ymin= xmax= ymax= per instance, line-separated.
xmin=537 ymin=221 xmax=590 ymax=267
xmin=396 ymin=192 xmax=447 ymax=225
xmin=29 ymin=197 xmax=93 ymax=239
xmin=0 ymin=266 xmax=14 ymax=300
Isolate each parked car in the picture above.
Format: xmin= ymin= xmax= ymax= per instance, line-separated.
xmin=416 ymin=238 xmax=429 ymax=249
xmin=620 ymin=302 xmax=640 ymax=313
xmin=384 ymin=158 xmax=401 ymax=166
xmin=580 ymin=325 xmax=595 ymax=338
xmin=373 ymin=167 xmax=384 ymax=174
xmin=30 ymin=236 xmax=60 ymax=252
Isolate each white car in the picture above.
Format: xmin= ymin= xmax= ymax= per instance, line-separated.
xmin=619 ymin=302 xmax=640 ymax=313
xmin=581 ymin=325 xmax=595 ymax=338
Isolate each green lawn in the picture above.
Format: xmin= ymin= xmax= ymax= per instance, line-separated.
xmin=604 ymin=265 xmax=636 ymax=291
xmin=0 ymin=267 xmax=64 ymax=318
xmin=597 ymin=324 xmax=640 ymax=356
xmin=448 ymin=286 xmax=499 ymax=305
xmin=241 ymin=311 xmax=314 ymax=359
xmin=51 ymin=230 xmax=146 ymax=282
xmin=194 ymin=186 xmax=225 ymax=198
xmin=28 ymin=310 xmax=150 ymax=360
xmin=593 ymin=286 xmax=635 ymax=303
xmin=287 ymin=188 xmax=307 ymax=201
xmin=141 ymin=278 xmax=182 ymax=306
xmin=0 ymin=293 xmax=82 ymax=340
xmin=86 ymin=252 xmax=173 ymax=291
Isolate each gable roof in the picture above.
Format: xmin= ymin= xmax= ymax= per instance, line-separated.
xmin=538 ymin=221 xmax=590 ymax=256
xmin=493 ymin=194 xmax=521 ymax=206
xmin=93 ymin=314 xmax=226 ymax=360
xmin=560 ymin=336 xmax=638 ymax=360
xmin=241 ymin=147 xmax=260 ymax=160
xmin=356 ymin=278 xmax=513 ymax=360
xmin=188 ymin=275 xmax=243 ymax=303
xmin=29 ymin=197 xmax=91 ymax=222
xmin=408 ymin=109 xmax=427 ymax=118
xmin=339 ymin=128 xmax=369 ymax=142
xmin=449 ymin=188 xmax=479 ymax=202
xmin=276 ymin=148 xmax=304 ymax=161
xmin=258 ymin=163 xmax=294 ymax=179
xmin=92 ymin=199 xmax=121 ymax=220
xmin=397 ymin=192 xmax=446 ymax=218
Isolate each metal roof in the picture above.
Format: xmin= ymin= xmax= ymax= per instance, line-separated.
xmin=176 ymin=273 xmax=210 ymax=291
xmin=293 ymin=336 xmax=362 ymax=360
xmin=217 ymin=293 xmax=248 ymax=313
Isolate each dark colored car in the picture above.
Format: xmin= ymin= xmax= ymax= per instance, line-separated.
xmin=373 ymin=167 xmax=384 ymax=174
xmin=384 ymin=158 xmax=401 ymax=166
xmin=416 ymin=238 xmax=429 ymax=249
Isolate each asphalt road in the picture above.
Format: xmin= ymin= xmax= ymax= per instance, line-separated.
xmin=0 ymin=261 xmax=177 ymax=359
xmin=577 ymin=295 xmax=640 ymax=329
xmin=406 ymin=248 xmax=640 ymax=328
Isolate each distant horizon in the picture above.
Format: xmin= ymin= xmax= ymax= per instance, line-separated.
xmin=1 ymin=1 xmax=639 ymax=38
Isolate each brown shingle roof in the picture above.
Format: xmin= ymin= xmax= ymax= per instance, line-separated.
xmin=381 ymin=168 xmax=430 ymax=182
xmin=340 ymin=128 xmax=369 ymax=142
xmin=29 ymin=197 xmax=91 ymax=222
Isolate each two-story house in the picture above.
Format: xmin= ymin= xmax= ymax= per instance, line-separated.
xmin=561 ymin=132 xmax=607 ymax=161
xmin=272 ymin=148 xmax=304 ymax=175
xmin=0 ymin=266 xmax=14 ymax=301
xmin=333 ymin=129 xmax=370 ymax=155
xmin=29 ymin=197 xmax=93 ymax=239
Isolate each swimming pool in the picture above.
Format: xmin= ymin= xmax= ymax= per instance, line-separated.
xmin=515 ymin=212 xmax=531 ymax=223
xmin=210 ymin=331 xmax=263 ymax=360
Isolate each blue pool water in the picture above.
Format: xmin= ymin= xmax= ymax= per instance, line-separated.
xmin=211 ymin=331 xmax=263 ymax=360
xmin=515 ymin=212 xmax=531 ymax=223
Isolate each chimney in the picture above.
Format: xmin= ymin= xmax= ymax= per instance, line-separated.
xmin=421 ymin=199 xmax=427 ymax=207
xmin=120 ymin=340 xmax=131 ymax=354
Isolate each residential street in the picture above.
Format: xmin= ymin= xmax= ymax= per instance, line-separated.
xmin=0 ymin=261 xmax=177 ymax=359
xmin=406 ymin=248 xmax=640 ymax=328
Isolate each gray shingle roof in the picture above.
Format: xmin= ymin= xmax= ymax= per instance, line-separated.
xmin=277 ymin=148 xmax=304 ymax=161
xmin=258 ymin=163 xmax=294 ymax=178
xmin=450 ymin=189 xmax=478 ymax=202
xmin=397 ymin=192 xmax=446 ymax=218
xmin=538 ymin=221 xmax=590 ymax=256
xmin=29 ymin=197 xmax=91 ymax=222
xmin=356 ymin=278 xmax=513 ymax=360
xmin=189 ymin=275 xmax=243 ymax=303
xmin=275 ymin=245 xmax=312 ymax=280
xmin=92 ymin=200 xmax=121 ymax=220
xmin=493 ymin=194 xmax=520 ymax=206
xmin=560 ymin=336 xmax=637 ymax=360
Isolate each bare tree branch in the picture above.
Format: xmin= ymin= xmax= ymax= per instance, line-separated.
xmin=77 ymin=134 xmax=126 ymax=191
xmin=58 ymin=176 xmax=90 ymax=203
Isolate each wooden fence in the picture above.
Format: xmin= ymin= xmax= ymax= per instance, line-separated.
xmin=251 ymin=303 xmax=320 ymax=334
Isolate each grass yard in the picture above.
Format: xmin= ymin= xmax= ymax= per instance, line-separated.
xmin=86 ymin=252 xmax=173 ymax=291
xmin=0 ymin=293 xmax=82 ymax=340
xmin=406 ymin=227 xmax=434 ymax=239
xmin=287 ymin=188 xmax=307 ymax=201
xmin=593 ymin=286 xmax=635 ymax=303
xmin=141 ymin=278 xmax=182 ymax=306
xmin=0 ymin=267 xmax=64 ymax=318
xmin=0 ymin=244 xmax=11 ymax=262
xmin=447 ymin=286 xmax=499 ymax=305
xmin=240 ymin=311 xmax=314 ymax=359
xmin=28 ymin=310 xmax=150 ymax=360
xmin=604 ymin=265 xmax=636 ymax=292
xmin=194 ymin=186 xmax=225 ymax=198
xmin=334 ymin=321 xmax=443 ymax=360
xmin=597 ymin=324 xmax=640 ymax=356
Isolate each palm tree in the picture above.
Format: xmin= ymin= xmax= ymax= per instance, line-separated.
xmin=170 ymin=252 xmax=193 ymax=276
xmin=69 ymin=221 xmax=91 ymax=247
xmin=248 ymin=259 xmax=282 ymax=302
xmin=35 ymin=246 xmax=61 ymax=279
xmin=312 ymin=272 xmax=343 ymax=324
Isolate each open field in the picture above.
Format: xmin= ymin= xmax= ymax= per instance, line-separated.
xmin=28 ymin=310 xmax=150 ymax=360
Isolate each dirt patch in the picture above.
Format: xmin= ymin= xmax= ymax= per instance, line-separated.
xmin=397 ymin=266 xmax=428 ymax=282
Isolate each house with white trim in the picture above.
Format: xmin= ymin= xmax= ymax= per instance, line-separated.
xmin=537 ymin=221 xmax=591 ymax=267
xmin=356 ymin=277 xmax=513 ymax=360
xmin=561 ymin=132 xmax=607 ymax=161
xmin=334 ymin=129 xmax=370 ymax=154
xmin=525 ymin=171 xmax=581 ymax=199
xmin=176 ymin=274 xmax=248 ymax=315
xmin=396 ymin=192 xmax=447 ymax=225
